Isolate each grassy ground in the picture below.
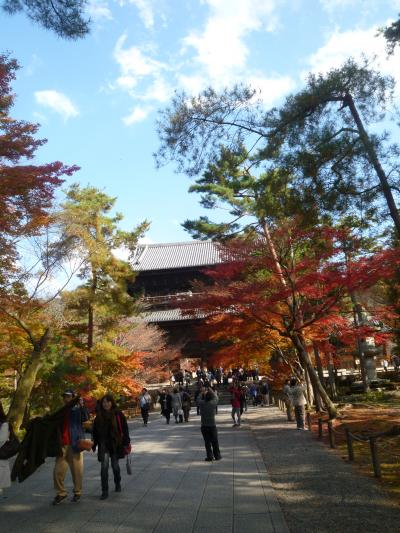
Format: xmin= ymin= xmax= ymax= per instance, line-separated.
xmin=309 ymin=399 xmax=400 ymax=499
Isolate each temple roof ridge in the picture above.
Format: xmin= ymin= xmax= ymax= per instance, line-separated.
xmin=131 ymin=239 xmax=224 ymax=271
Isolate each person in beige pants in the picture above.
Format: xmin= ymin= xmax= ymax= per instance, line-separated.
xmin=53 ymin=390 xmax=85 ymax=505
xmin=54 ymin=444 xmax=83 ymax=499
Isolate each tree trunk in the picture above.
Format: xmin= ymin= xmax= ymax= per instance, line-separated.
xmin=345 ymin=93 xmax=400 ymax=237
xmin=313 ymin=343 xmax=325 ymax=385
xmin=87 ymin=270 xmax=98 ymax=367
xmin=262 ymin=219 xmax=334 ymax=415
xmin=327 ymin=355 xmax=338 ymax=400
xmin=304 ymin=366 xmax=313 ymax=405
xmin=88 ymin=303 xmax=94 ymax=351
xmin=292 ymin=333 xmax=337 ymax=418
xmin=309 ymin=351 xmax=323 ymax=412
xmin=7 ymin=330 xmax=50 ymax=431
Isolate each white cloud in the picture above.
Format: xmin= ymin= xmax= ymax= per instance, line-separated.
xmin=181 ymin=0 xmax=282 ymax=86
xmin=34 ymin=90 xmax=79 ymax=120
xmin=115 ymin=35 xmax=165 ymax=77
xmin=176 ymin=0 xmax=293 ymax=106
xmin=248 ymin=75 xmax=296 ymax=107
xmin=129 ymin=0 xmax=155 ymax=28
xmin=87 ymin=0 xmax=113 ymax=20
xmin=304 ymin=24 xmax=400 ymax=90
xmin=123 ymin=105 xmax=152 ymax=125
xmin=176 ymin=73 xmax=206 ymax=96
xmin=114 ymin=34 xmax=170 ymax=98
xmin=112 ymin=0 xmax=293 ymax=124
xmin=113 ymin=34 xmax=172 ymax=124
xmin=139 ymin=76 xmax=172 ymax=102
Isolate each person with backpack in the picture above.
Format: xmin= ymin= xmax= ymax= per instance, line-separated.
xmin=0 ymin=402 xmax=11 ymax=494
xmin=92 ymin=394 xmax=131 ymax=500
xmin=138 ymin=388 xmax=152 ymax=426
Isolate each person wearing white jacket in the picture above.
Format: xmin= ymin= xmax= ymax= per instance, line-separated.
xmin=289 ymin=378 xmax=307 ymax=430
xmin=0 ymin=402 xmax=11 ymax=492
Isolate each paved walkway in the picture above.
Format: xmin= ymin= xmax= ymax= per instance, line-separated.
xmin=0 ymin=407 xmax=288 ymax=533
xmin=246 ymin=406 xmax=400 ymax=533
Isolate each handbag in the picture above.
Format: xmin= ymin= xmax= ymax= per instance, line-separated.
xmin=0 ymin=425 xmax=20 ymax=460
xmin=126 ymin=454 xmax=132 ymax=475
xmin=77 ymin=438 xmax=94 ymax=451
xmin=177 ymin=408 xmax=184 ymax=416
xmin=117 ymin=413 xmax=131 ymax=457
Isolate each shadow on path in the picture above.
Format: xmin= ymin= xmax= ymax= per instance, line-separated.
xmin=247 ymin=407 xmax=400 ymax=533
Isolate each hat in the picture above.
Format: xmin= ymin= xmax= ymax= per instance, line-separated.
xmin=62 ymin=389 xmax=75 ymax=397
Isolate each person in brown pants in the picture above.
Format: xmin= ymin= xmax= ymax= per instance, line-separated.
xmin=53 ymin=390 xmax=85 ymax=505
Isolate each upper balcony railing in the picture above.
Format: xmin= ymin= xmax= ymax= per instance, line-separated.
xmin=141 ymin=291 xmax=200 ymax=307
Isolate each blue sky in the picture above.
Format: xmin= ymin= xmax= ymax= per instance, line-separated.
xmin=1 ymin=0 xmax=400 ymax=244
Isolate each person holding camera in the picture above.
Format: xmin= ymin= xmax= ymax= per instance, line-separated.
xmin=198 ymin=386 xmax=221 ymax=462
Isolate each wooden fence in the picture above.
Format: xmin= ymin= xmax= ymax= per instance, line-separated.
xmin=272 ymin=393 xmax=400 ymax=479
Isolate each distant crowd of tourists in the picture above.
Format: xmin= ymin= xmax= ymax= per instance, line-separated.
xmin=170 ymin=365 xmax=260 ymax=387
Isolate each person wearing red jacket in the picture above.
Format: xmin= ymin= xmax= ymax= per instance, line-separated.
xmin=228 ymin=382 xmax=241 ymax=427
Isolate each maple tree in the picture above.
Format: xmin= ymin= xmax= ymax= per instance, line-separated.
xmin=184 ymin=227 xmax=400 ymax=418
xmin=1 ymin=226 xmax=83 ymax=430
xmin=0 ymin=54 xmax=78 ymax=287
xmin=0 ymin=55 xmax=79 ymax=430
xmin=113 ymin=321 xmax=181 ymax=387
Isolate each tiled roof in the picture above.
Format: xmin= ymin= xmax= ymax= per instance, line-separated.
xmin=131 ymin=241 xmax=225 ymax=271
xmin=139 ymin=308 xmax=206 ymax=323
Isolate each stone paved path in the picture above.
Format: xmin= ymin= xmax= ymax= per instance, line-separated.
xmin=0 ymin=406 xmax=288 ymax=533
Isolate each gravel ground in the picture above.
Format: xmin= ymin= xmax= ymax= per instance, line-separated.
xmin=246 ymin=406 xmax=400 ymax=533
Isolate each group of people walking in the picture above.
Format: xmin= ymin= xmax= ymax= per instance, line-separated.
xmin=158 ymin=387 xmax=192 ymax=424
xmin=0 ymin=390 xmax=131 ymax=503
xmin=0 ymin=374 xmax=310 ymax=503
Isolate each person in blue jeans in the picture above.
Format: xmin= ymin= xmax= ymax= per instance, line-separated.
xmin=92 ymin=394 xmax=130 ymax=500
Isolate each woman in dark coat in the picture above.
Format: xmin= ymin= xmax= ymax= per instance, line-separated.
xmin=92 ymin=394 xmax=130 ymax=500
xmin=158 ymin=389 xmax=172 ymax=424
